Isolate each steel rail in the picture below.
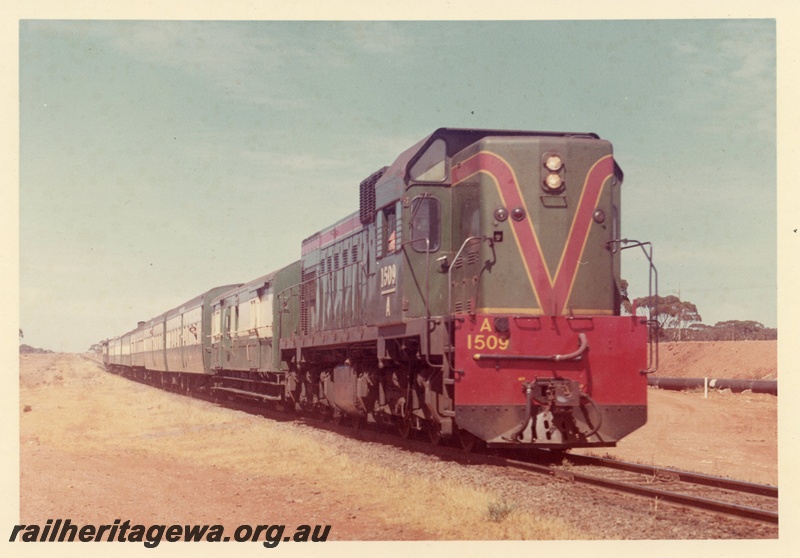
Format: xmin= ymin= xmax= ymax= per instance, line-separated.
xmin=502 ymin=456 xmax=778 ymax=525
xmin=561 ymin=453 xmax=778 ymax=498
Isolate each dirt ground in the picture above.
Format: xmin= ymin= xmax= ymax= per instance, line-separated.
xmin=17 ymin=354 xmax=427 ymax=541
xmin=16 ymin=344 xmax=779 ymax=541
xmin=656 ymin=340 xmax=777 ymax=380
xmin=573 ymin=388 xmax=777 ymax=485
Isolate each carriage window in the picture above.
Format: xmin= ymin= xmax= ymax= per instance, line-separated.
xmin=229 ymin=307 xmax=237 ymax=337
xmin=212 ymin=308 xmax=221 ymax=340
xmin=250 ymin=298 xmax=259 ymax=330
xmin=411 ymin=197 xmax=440 ymax=252
xmin=409 ymin=139 xmax=447 ymax=182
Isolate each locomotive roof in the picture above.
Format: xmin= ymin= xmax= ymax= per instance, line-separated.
xmin=301 ymin=212 xmax=361 ymax=256
xmin=300 ymin=127 xmax=603 ymax=253
xmin=383 ymin=127 xmax=601 ymax=183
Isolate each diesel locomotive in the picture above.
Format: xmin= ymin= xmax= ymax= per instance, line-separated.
xmin=103 ymin=128 xmax=657 ymax=451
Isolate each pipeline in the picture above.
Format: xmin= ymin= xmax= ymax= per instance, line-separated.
xmin=648 ymin=376 xmax=777 ymax=396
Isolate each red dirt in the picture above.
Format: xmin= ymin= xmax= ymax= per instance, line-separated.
xmin=575 ymin=388 xmax=777 ymax=485
xmin=656 ymin=340 xmax=777 ymax=380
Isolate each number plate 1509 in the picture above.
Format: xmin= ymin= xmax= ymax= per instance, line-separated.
xmin=466 ymin=334 xmax=509 ymax=351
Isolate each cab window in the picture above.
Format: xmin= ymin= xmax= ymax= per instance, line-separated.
xmin=409 ymin=138 xmax=447 ymax=182
xmin=411 ymin=196 xmax=440 ymax=252
xmin=377 ymin=203 xmax=401 ymax=259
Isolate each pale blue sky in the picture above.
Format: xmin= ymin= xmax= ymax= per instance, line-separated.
xmin=19 ymin=19 xmax=777 ymax=352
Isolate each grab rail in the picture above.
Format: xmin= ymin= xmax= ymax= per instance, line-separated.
xmin=607 ymin=238 xmax=659 ymax=375
xmin=473 ymin=332 xmax=588 ymax=362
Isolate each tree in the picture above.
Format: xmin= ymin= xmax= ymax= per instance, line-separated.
xmin=633 ymin=294 xmax=702 ymax=341
xmin=713 ymin=320 xmax=766 ymax=341
xmin=685 ymin=323 xmax=713 ymax=341
xmin=618 ymin=279 xmax=633 ymax=315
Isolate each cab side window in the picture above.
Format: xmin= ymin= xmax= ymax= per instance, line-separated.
xmin=411 ymin=196 xmax=440 ymax=252
xmin=377 ymin=202 xmax=402 ymax=259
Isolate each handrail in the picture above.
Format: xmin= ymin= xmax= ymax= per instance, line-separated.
xmin=400 ymin=236 xmax=445 ymax=371
xmin=444 ymin=235 xmax=496 ymax=373
xmin=473 ymin=332 xmax=588 ymax=362
xmin=607 ymin=238 xmax=659 ymax=375
xmin=447 ymin=235 xmax=493 ymax=322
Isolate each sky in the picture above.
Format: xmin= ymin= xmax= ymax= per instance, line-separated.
xmin=15 ymin=17 xmax=780 ymax=353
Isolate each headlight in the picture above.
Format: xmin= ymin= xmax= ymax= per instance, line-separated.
xmin=545 ymin=155 xmax=563 ymax=172
xmin=544 ymin=173 xmax=563 ymax=190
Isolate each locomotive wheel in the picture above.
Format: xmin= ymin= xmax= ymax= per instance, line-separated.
xmin=457 ymin=427 xmax=483 ymax=453
xmin=427 ymin=420 xmax=443 ymax=446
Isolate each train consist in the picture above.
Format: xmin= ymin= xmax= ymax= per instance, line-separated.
xmin=103 ymin=128 xmax=657 ymax=451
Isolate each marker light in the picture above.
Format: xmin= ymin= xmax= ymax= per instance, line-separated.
xmin=494 ymin=207 xmax=509 ymax=222
xmin=593 ymin=209 xmax=606 ymax=224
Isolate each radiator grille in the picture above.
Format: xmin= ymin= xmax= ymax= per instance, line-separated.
xmin=359 ymin=167 xmax=387 ymax=225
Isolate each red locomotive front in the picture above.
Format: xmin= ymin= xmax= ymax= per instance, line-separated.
xmin=454 ymin=314 xmax=648 ymax=447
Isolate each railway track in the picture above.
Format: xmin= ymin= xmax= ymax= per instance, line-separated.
xmin=510 ymin=452 xmax=778 ymax=525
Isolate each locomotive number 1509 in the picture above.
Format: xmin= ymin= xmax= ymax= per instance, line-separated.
xmin=466 ymin=334 xmax=510 ymax=351
xmin=380 ymin=264 xmax=397 ymax=293
xmin=466 ymin=318 xmax=510 ymax=351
